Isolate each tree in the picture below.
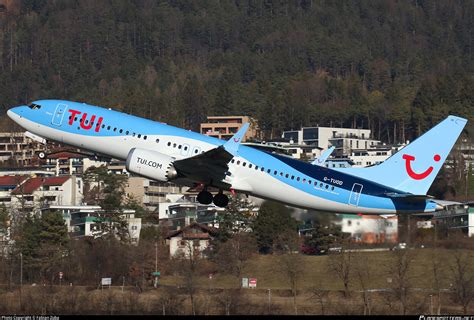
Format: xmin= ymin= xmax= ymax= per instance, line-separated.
xmin=302 ymin=223 xmax=346 ymax=255
xmin=327 ymin=247 xmax=354 ymax=298
xmin=16 ymin=211 xmax=69 ymax=283
xmin=252 ymin=201 xmax=298 ymax=253
xmin=277 ymin=231 xmax=305 ymax=315
xmin=353 ymin=252 xmax=373 ymax=315
xmin=450 ymin=250 xmax=474 ymax=314
xmin=83 ymin=166 xmax=129 ymax=242
xmin=213 ymin=232 xmax=256 ymax=287
xmin=388 ymin=249 xmax=414 ymax=315
xmin=215 ymin=195 xmax=254 ymax=243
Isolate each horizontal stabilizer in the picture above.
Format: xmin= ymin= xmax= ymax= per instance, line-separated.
xmin=384 ymin=193 xmax=434 ymax=200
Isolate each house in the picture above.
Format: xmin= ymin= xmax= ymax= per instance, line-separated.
xmin=165 ymin=222 xmax=218 ymax=258
xmin=41 ymin=205 xmax=141 ymax=244
xmin=338 ymin=214 xmax=398 ymax=244
xmin=5 ymin=175 xmax=83 ymax=211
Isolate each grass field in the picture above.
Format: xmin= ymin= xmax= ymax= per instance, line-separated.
xmin=159 ymin=248 xmax=473 ymax=291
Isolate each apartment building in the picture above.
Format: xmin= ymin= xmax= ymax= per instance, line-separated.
xmin=0 ymin=132 xmax=46 ymax=165
xmin=200 ymin=116 xmax=259 ymax=141
xmin=0 ymin=175 xmax=83 ymax=211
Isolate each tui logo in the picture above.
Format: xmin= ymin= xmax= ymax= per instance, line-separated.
xmin=402 ymin=154 xmax=441 ymax=180
xmin=68 ymin=109 xmax=103 ymax=132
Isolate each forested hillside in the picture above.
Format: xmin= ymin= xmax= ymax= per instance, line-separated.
xmin=0 ymin=0 xmax=473 ymax=141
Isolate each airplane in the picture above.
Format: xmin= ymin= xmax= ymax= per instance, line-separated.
xmin=7 ymin=100 xmax=467 ymax=214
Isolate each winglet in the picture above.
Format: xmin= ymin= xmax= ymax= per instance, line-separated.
xmin=223 ymin=122 xmax=250 ymax=155
xmin=312 ymin=146 xmax=335 ymax=166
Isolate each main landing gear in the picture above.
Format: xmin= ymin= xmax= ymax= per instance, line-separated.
xmin=197 ymin=189 xmax=229 ymax=207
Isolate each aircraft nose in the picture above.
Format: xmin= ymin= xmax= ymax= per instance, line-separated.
xmin=7 ymin=106 xmax=24 ymax=120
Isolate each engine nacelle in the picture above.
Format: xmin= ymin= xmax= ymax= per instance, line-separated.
xmin=126 ymin=148 xmax=178 ymax=182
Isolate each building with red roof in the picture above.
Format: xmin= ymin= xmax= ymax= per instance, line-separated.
xmin=1 ymin=175 xmax=83 ymax=210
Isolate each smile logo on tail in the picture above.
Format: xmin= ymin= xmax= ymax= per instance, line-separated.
xmin=402 ymin=154 xmax=441 ymax=180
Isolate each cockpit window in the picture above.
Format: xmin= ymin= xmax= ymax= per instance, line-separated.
xmin=28 ymin=104 xmax=41 ymax=110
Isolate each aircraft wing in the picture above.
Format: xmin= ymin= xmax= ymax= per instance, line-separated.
xmin=173 ymin=123 xmax=249 ymax=188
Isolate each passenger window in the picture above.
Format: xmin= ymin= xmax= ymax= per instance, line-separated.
xmin=291 ymin=176 xmax=294 ymax=180
xmin=107 ymin=126 xmax=111 ymax=130
xmin=285 ymin=174 xmax=289 ymax=178
xmin=231 ymin=159 xmax=235 ymax=163
xmin=113 ymin=128 xmax=117 ymax=132
xmin=267 ymin=169 xmax=271 ymax=173
xmin=237 ymin=161 xmax=241 ymax=165
xmin=119 ymin=129 xmax=123 ymax=133
xmin=243 ymin=162 xmax=246 ymax=167
xmin=297 ymin=177 xmax=300 ymax=181
xmin=178 ymin=145 xmax=181 ymax=149
xmin=249 ymin=164 xmax=253 ymax=168
xmin=255 ymin=166 xmax=259 ymax=170
xmin=102 ymin=124 xmax=105 ymax=129
xmin=156 ymin=139 xmax=160 ymax=143
xmin=126 ymin=131 xmax=129 ymax=135
xmin=273 ymin=170 xmax=277 ymax=175
xmin=261 ymin=167 xmax=264 ymax=172
xmin=167 ymin=142 xmax=171 ymax=146
xmin=138 ymin=134 xmax=142 ymax=138
xmin=144 ymin=136 xmax=147 ymax=140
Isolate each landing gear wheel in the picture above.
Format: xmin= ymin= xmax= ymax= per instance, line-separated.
xmin=197 ymin=190 xmax=213 ymax=205
xmin=213 ymin=193 xmax=229 ymax=207
xmin=38 ymin=152 xmax=46 ymax=159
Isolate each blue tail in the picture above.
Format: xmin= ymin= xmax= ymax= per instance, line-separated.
xmin=339 ymin=116 xmax=468 ymax=194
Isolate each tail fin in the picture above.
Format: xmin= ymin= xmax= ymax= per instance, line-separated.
xmin=338 ymin=115 xmax=467 ymax=194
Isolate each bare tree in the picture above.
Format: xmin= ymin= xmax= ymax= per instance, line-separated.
xmin=430 ymin=248 xmax=446 ymax=314
xmin=173 ymin=241 xmax=205 ymax=315
xmin=215 ymin=288 xmax=246 ymax=315
xmin=276 ymin=230 xmax=304 ymax=315
xmin=450 ymin=250 xmax=474 ymax=314
xmin=157 ymin=287 xmax=184 ymax=315
xmin=214 ymin=232 xmax=257 ymax=287
xmin=310 ymin=287 xmax=330 ymax=315
xmin=353 ymin=252 xmax=373 ymax=315
xmin=327 ymin=247 xmax=353 ymax=297
xmin=388 ymin=249 xmax=414 ymax=315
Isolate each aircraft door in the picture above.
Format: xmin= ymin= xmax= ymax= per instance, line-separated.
xmin=52 ymin=103 xmax=68 ymax=126
xmin=348 ymin=183 xmax=363 ymax=206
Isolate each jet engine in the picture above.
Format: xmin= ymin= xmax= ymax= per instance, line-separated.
xmin=126 ymin=148 xmax=178 ymax=182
